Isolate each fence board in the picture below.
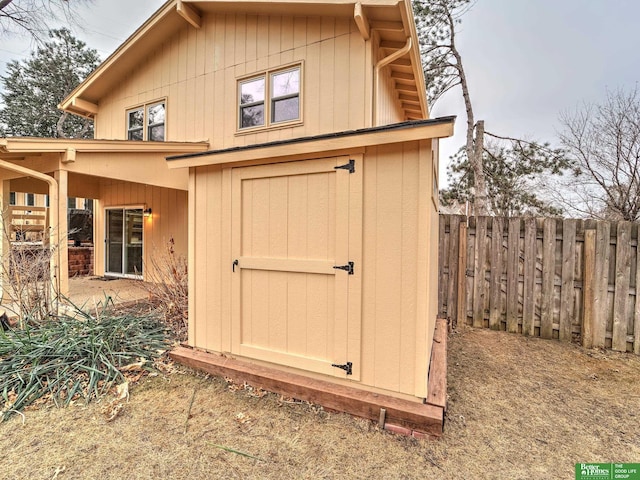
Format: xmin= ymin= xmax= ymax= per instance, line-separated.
xmin=522 ymin=217 xmax=536 ymax=336
xmin=583 ymin=229 xmax=595 ymax=348
xmin=489 ymin=217 xmax=504 ymax=330
xmin=635 ymin=234 xmax=640 ymax=355
xmin=472 ymin=216 xmax=487 ymax=328
xmin=447 ymin=215 xmax=461 ymax=326
xmin=437 ymin=215 xmax=447 ymax=317
xmin=613 ymin=221 xmax=631 ymax=351
xmin=540 ymin=218 xmax=556 ymax=339
xmin=559 ymin=219 xmax=576 ymax=342
xmin=593 ymin=221 xmax=610 ymax=348
xmin=438 ymin=214 xmax=640 ymax=355
xmin=456 ymin=222 xmax=467 ymax=329
xmin=506 ymin=218 xmax=520 ymax=333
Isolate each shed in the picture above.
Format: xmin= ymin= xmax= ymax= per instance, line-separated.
xmin=169 ymin=117 xmax=454 ymax=436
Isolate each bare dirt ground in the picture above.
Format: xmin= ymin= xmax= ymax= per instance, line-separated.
xmin=1 ymin=326 xmax=639 ymax=480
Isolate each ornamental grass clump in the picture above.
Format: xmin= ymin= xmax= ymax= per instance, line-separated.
xmin=0 ymin=304 xmax=170 ymax=420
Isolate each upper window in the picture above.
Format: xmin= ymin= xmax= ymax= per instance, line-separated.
xmin=239 ymin=66 xmax=301 ymax=130
xmin=127 ymin=100 xmax=166 ymax=141
xmin=26 ymin=193 xmax=35 ymax=207
xmin=9 ymin=192 xmax=15 ymax=206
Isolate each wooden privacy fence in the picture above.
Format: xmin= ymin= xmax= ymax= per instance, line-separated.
xmin=438 ymin=214 xmax=640 ymax=354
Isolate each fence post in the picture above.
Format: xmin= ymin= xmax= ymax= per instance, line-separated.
xmin=456 ymin=222 xmax=467 ymax=328
xmin=582 ymin=229 xmax=596 ymax=349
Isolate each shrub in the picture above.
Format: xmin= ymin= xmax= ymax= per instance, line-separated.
xmin=0 ymin=302 xmax=169 ymax=420
xmin=142 ymin=237 xmax=188 ymax=341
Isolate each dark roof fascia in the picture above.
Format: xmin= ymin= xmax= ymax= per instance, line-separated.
xmin=166 ymin=116 xmax=456 ymax=161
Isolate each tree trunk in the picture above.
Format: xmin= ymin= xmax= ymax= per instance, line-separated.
xmin=56 ymin=112 xmax=69 ymax=138
xmin=444 ymin=3 xmax=487 ymax=215
xmin=473 ymin=120 xmax=487 ymax=214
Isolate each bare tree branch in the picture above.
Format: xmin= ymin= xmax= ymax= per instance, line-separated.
xmin=558 ymin=86 xmax=640 ymax=220
xmin=0 ymin=1 xmax=92 ymax=42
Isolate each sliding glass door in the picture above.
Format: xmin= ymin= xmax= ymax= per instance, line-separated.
xmin=105 ymin=208 xmax=143 ymax=278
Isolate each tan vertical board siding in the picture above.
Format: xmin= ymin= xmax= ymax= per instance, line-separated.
xmin=208 ymin=167 xmax=225 ymax=351
xmin=228 ymin=158 xmax=361 ymax=379
xmin=96 ymin=13 xmax=367 ymax=145
xmin=190 ymin=142 xmax=435 ymax=399
xmin=361 ymin=141 xmax=430 ymax=396
xmin=348 ymin=154 xmax=364 ymax=382
xmin=187 ymin=169 xmax=196 ymax=344
xmin=368 ymin=142 xmax=405 ymax=393
xmin=371 ymin=38 xmax=405 ymax=126
xmin=98 ymin=181 xmax=187 ymax=282
xmin=426 ymin=142 xmax=439 ymax=397
xmin=363 ymin=142 xmax=430 ymax=394
xmin=54 ymin=170 xmax=69 ymax=295
xmin=190 ymin=166 xmax=223 ymax=350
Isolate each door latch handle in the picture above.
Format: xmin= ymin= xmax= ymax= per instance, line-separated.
xmin=232 ymin=259 xmax=239 ymax=272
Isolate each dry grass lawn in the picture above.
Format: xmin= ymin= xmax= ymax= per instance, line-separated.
xmin=1 ymin=326 xmax=639 ymax=479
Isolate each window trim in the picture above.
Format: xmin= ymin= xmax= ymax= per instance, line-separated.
xmin=126 ymin=106 xmax=144 ymax=140
xmin=126 ymin=98 xmax=167 ymax=141
xmin=237 ymin=63 xmax=303 ymax=133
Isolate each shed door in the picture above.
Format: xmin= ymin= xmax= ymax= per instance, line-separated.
xmin=231 ymin=156 xmax=362 ymax=379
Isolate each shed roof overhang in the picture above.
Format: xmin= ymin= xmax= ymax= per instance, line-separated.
xmin=166 ymin=116 xmax=454 ymax=169
xmin=59 ymin=0 xmax=428 ymax=120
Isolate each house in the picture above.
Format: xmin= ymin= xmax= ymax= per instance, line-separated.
xmin=1 ymin=0 xmax=454 ymax=436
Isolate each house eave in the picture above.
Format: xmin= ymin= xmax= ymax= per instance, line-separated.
xmin=166 ymin=117 xmax=454 ymax=169
xmin=60 ymin=0 xmax=429 ymax=120
xmin=0 ymin=137 xmax=210 ymax=155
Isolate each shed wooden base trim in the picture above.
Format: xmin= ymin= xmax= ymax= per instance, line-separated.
xmin=170 ymin=344 xmax=445 ymax=437
xmin=427 ymin=318 xmax=448 ymax=412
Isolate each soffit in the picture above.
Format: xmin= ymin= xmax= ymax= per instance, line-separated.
xmin=0 ymin=137 xmax=209 ymax=154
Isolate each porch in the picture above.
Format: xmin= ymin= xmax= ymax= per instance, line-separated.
xmin=0 ymin=137 xmax=208 ymax=297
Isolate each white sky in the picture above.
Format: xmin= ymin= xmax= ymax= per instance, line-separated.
xmin=1 ymin=0 xmax=639 ymax=183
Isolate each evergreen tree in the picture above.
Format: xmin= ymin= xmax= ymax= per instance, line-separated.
xmin=0 ymin=28 xmax=100 ymax=139
xmin=442 ymin=136 xmax=572 ymax=217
